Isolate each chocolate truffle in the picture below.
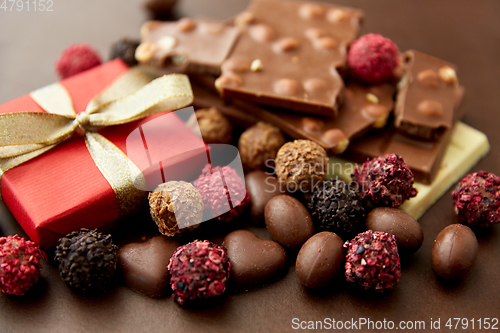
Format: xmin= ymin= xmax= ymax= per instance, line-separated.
xmin=148 ymin=181 xmax=204 ymax=237
xmin=366 ymin=207 xmax=424 ymax=255
xmin=451 ymin=171 xmax=500 ymax=227
xmin=351 ymin=154 xmax=418 ymax=207
xmin=308 ymin=179 xmax=367 ymax=238
xmin=347 ymin=33 xmax=400 ymax=83
xmin=0 ymin=235 xmax=42 ymax=295
xmin=187 ymin=107 xmax=233 ymax=144
xmin=245 ymin=171 xmax=284 ymax=225
xmin=54 ymin=229 xmax=118 ymax=292
xmin=432 ymin=224 xmax=478 ymax=280
xmin=296 ymin=232 xmax=344 ymax=289
xmin=109 ymin=38 xmax=140 ymax=67
xmin=168 ymin=240 xmax=230 ymax=305
xmin=264 ymin=195 xmax=315 ymax=249
xmin=238 ymin=122 xmax=286 ymax=171
xmin=193 ymin=164 xmax=249 ymax=222
xmin=275 ymin=139 xmax=328 ymax=192
xmin=118 ymin=236 xmax=180 ymax=298
xmin=344 ymin=230 xmax=401 ymax=292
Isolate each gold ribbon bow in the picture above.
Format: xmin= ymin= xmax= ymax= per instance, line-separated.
xmin=0 ymin=68 xmax=193 ymax=215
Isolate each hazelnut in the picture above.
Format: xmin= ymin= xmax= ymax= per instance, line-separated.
xmin=274 ymin=79 xmax=300 ymax=96
xmin=302 ymin=117 xmax=324 ymax=133
xmin=303 ymin=78 xmax=328 ymax=93
xmin=135 ymin=42 xmax=159 ymax=62
xmin=366 ymin=93 xmax=379 ymax=104
xmin=417 ymin=69 xmax=439 ymax=88
xmin=438 ymin=66 xmax=458 ymax=85
xmin=156 ymin=36 xmax=177 ymax=52
xmin=305 ymin=28 xmax=327 ymax=40
xmin=176 ymin=18 xmax=197 ymax=32
xmin=250 ymin=59 xmax=264 ymax=72
xmin=140 ymin=21 xmax=162 ymax=38
xmin=417 ymin=100 xmax=443 ymax=117
xmin=221 ymin=58 xmax=251 ymax=73
xmin=323 ymin=129 xmax=349 ymax=154
xmin=327 ymin=9 xmax=350 ymax=22
xmin=274 ymin=37 xmax=299 ymax=53
xmin=215 ymin=74 xmax=243 ymax=93
xmin=298 ymin=3 xmax=325 ymax=19
xmin=235 ymin=11 xmax=255 ymax=27
xmin=203 ymin=22 xmax=225 ymax=35
xmin=249 ymin=24 xmax=275 ymax=42
xmin=315 ymin=37 xmax=337 ymax=50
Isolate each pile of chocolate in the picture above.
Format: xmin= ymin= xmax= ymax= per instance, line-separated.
xmin=2 ymin=0 xmax=499 ymax=308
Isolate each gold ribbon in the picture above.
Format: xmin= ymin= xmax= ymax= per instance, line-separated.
xmin=0 ymin=68 xmax=193 ymax=215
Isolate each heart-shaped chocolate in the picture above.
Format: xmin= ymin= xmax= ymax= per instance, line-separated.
xmin=118 ymin=236 xmax=180 ymax=298
xmin=222 ymin=230 xmax=287 ymax=291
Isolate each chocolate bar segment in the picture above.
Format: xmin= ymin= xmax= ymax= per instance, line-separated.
xmin=395 ymin=50 xmax=464 ymax=140
xmin=137 ymin=18 xmax=239 ymax=76
xmin=216 ymin=0 xmax=363 ymax=116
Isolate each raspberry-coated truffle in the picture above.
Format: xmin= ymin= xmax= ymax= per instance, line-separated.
xmin=351 ymin=154 xmax=417 ymax=207
xmin=54 ymin=229 xmax=118 ymax=292
xmin=308 ymin=179 xmax=367 ymax=237
xmin=275 ymin=140 xmax=328 ymax=192
xmin=109 ymin=38 xmax=140 ymax=67
xmin=187 ymin=107 xmax=233 ymax=144
xmin=347 ymin=33 xmax=399 ymax=83
xmin=168 ymin=240 xmax=230 ymax=305
xmin=194 ymin=164 xmax=249 ymax=222
xmin=239 ymin=122 xmax=286 ymax=172
xmin=55 ymin=43 xmax=102 ymax=79
xmin=0 ymin=235 xmax=41 ymax=295
xmin=344 ymin=230 xmax=401 ymax=291
xmin=452 ymin=171 xmax=500 ymax=227
xmin=149 ymin=181 xmax=204 ymax=236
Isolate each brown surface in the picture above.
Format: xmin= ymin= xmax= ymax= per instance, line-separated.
xmin=1 ymin=1 xmax=500 ymax=332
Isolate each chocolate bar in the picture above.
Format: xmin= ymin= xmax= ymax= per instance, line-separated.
xmin=137 ymin=18 xmax=239 ymax=75
xmin=216 ymin=0 xmax=363 ymax=116
xmin=395 ymin=50 xmax=464 ymax=140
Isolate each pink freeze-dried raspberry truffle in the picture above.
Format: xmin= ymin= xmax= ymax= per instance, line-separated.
xmin=452 ymin=171 xmax=500 ymax=227
xmin=168 ymin=240 xmax=230 ymax=305
xmin=0 ymin=235 xmax=42 ymax=295
xmin=347 ymin=33 xmax=399 ymax=83
xmin=55 ymin=43 xmax=102 ymax=79
xmin=344 ymin=230 xmax=401 ymax=292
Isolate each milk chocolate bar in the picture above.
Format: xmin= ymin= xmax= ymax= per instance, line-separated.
xmin=395 ymin=50 xmax=464 ymax=139
xmin=216 ymin=0 xmax=363 ymax=116
xmin=137 ymin=18 xmax=239 ymax=76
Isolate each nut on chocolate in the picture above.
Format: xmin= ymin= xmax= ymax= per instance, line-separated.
xmin=275 ymin=139 xmax=327 ymax=192
xmin=149 ymin=181 xmax=204 ymax=236
xmin=239 ymin=122 xmax=285 ymax=171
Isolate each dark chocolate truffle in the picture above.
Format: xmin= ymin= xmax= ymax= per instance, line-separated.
xmin=148 ymin=181 xmax=204 ymax=237
xmin=451 ymin=171 xmax=500 ymax=227
xmin=109 ymin=38 xmax=140 ymax=67
xmin=168 ymin=240 xmax=230 ymax=305
xmin=238 ymin=122 xmax=286 ymax=171
xmin=308 ymin=179 xmax=367 ymax=238
xmin=344 ymin=230 xmax=401 ymax=292
xmin=351 ymin=154 xmax=418 ymax=207
xmin=54 ymin=229 xmax=118 ymax=292
xmin=275 ymin=139 xmax=328 ymax=192
xmin=187 ymin=107 xmax=233 ymax=144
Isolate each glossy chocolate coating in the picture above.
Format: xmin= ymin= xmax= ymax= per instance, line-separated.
xmin=432 ymin=224 xmax=478 ymax=280
xmin=295 ymin=232 xmax=344 ymax=288
xmin=366 ymin=207 xmax=424 ymax=255
xmin=264 ymin=195 xmax=315 ymax=249
xmin=118 ymin=236 xmax=180 ymax=298
xmin=222 ymin=230 xmax=287 ymax=291
xmin=245 ymin=171 xmax=285 ymax=225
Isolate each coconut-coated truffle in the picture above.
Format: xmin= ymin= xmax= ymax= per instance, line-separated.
xmin=187 ymin=107 xmax=233 ymax=144
xmin=351 ymin=154 xmax=417 ymax=207
xmin=54 ymin=229 xmax=118 ymax=292
xmin=451 ymin=171 xmax=500 ymax=227
xmin=0 ymin=235 xmax=42 ymax=295
xmin=344 ymin=230 xmax=401 ymax=291
xmin=149 ymin=181 xmax=204 ymax=236
xmin=308 ymin=179 xmax=367 ymax=238
xmin=347 ymin=33 xmax=400 ymax=83
xmin=168 ymin=240 xmax=230 ymax=305
xmin=55 ymin=43 xmax=102 ymax=79
xmin=275 ymin=140 xmax=328 ymax=192
xmin=238 ymin=122 xmax=286 ymax=171
xmin=193 ymin=164 xmax=249 ymax=222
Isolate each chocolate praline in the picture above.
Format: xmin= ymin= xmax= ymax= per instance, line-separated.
xmin=238 ymin=122 xmax=285 ymax=171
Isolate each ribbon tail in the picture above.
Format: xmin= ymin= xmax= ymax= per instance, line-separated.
xmin=84 ymin=132 xmax=147 ymax=217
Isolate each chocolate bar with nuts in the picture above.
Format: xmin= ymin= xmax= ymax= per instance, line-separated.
xmin=394 ymin=50 xmax=464 ymax=140
xmin=216 ymin=0 xmax=363 ymax=117
xmin=137 ymin=18 xmax=240 ymax=76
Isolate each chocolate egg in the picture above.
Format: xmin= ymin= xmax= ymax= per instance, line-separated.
xmin=264 ymin=195 xmax=315 ymax=249
xmin=222 ymin=230 xmax=287 ymax=291
xmin=295 ymin=232 xmax=344 ymax=288
xmin=245 ymin=171 xmax=285 ymax=225
xmin=432 ymin=224 xmax=478 ymax=280
xmin=366 ymin=207 xmax=424 ymax=254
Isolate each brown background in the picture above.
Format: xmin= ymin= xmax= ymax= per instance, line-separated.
xmin=1 ymin=1 xmax=499 ymax=332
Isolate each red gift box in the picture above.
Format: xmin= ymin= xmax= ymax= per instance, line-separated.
xmin=0 ymin=60 xmax=207 ymax=250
